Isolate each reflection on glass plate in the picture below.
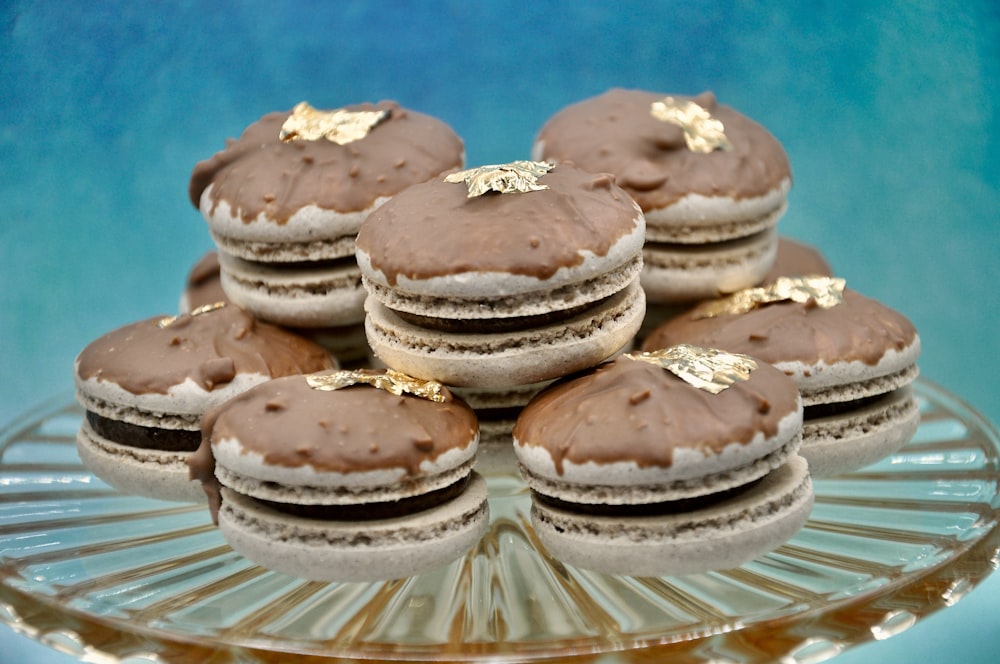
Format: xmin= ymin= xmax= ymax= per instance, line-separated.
xmin=1 ymin=380 xmax=999 ymax=663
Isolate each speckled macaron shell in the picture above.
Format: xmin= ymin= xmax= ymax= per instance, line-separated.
xmin=217 ymin=252 xmax=366 ymax=328
xmin=513 ymin=354 xmax=803 ymax=505
xmin=532 ymin=89 xmax=792 ymax=244
xmin=364 ymin=280 xmax=645 ymax=388
xmin=641 ymin=228 xmax=779 ymax=304
xmin=531 ymin=454 xmax=813 ymax=577
xmin=189 ymin=102 xmax=465 ymax=264
xmin=217 ymin=474 xmax=489 ymax=582
xmin=355 ymin=163 xmax=646 ymax=319
xmin=203 ymin=371 xmax=480 ymax=505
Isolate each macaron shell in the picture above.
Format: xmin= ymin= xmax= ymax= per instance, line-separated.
xmin=530 ymin=455 xmax=813 ymax=577
xmin=802 ymin=385 xmax=920 ymax=478
xmin=217 ymin=473 xmax=489 ymax=582
xmin=218 ymin=253 xmax=366 ymax=327
xmin=364 ymin=280 xmax=645 ymax=387
xmin=76 ymin=418 xmax=206 ymax=503
xmin=641 ymin=228 xmax=779 ymax=304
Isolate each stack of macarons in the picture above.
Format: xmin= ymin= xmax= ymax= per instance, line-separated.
xmin=643 ymin=277 xmax=921 ymax=477
xmin=513 ymin=346 xmax=812 ymax=576
xmin=188 ymin=100 xmax=465 ymax=362
xmin=73 ymin=303 xmax=336 ymax=502
xmin=191 ymin=368 xmax=488 ymax=582
xmin=355 ymin=160 xmax=647 ymax=457
xmin=534 ymin=89 xmax=792 ymax=308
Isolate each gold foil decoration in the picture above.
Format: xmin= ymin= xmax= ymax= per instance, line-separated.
xmin=158 ymin=301 xmax=227 ymax=328
xmin=444 ymin=160 xmax=554 ymax=197
xmin=626 ymin=344 xmax=758 ymax=395
xmin=650 ymin=96 xmax=733 ymax=153
xmin=279 ymin=102 xmax=388 ymax=145
xmin=306 ymin=369 xmax=448 ymax=403
xmin=693 ymin=275 xmax=847 ymax=319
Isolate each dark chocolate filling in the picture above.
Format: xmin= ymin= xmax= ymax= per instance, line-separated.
xmin=254 ymin=474 xmax=471 ymax=521
xmin=533 ymin=476 xmax=764 ymax=518
xmin=393 ymin=297 xmax=602 ymax=334
xmin=803 ymin=393 xmax=888 ymax=421
xmin=86 ymin=411 xmax=201 ymax=453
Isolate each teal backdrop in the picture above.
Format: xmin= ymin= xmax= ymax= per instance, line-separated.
xmin=2 ymin=1 xmax=998 ymax=662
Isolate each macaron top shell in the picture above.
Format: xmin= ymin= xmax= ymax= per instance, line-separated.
xmin=355 ymin=163 xmax=645 ymax=298
xmin=205 ymin=370 xmax=479 ymax=489
xmin=74 ymin=304 xmax=335 ymax=416
xmin=760 ymin=237 xmax=833 ymax=284
xmin=533 ymin=89 xmax=791 ymax=212
xmin=189 ymin=101 xmax=464 ymax=221
xmin=642 ymin=288 xmax=920 ymax=393
xmin=513 ymin=354 xmax=802 ymax=489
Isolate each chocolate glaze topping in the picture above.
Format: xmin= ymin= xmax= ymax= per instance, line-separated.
xmin=76 ymin=305 xmax=335 ymax=395
xmin=188 ymin=101 xmax=464 ymax=220
xmin=642 ymin=289 xmax=918 ymax=367
xmin=204 ymin=371 xmax=478 ymax=474
xmin=356 ymin=164 xmax=642 ymax=284
xmin=513 ymin=356 xmax=799 ymax=474
xmin=536 ymin=89 xmax=791 ymax=211
xmin=183 ymin=251 xmax=228 ymax=310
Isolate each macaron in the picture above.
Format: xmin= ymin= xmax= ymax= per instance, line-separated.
xmin=512 ymin=347 xmax=811 ymax=576
xmin=74 ymin=303 xmax=336 ymax=502
xmin=643 ymin=277 xmax=921 ymax=477
xmin=533 ymin=88 xmax=791 ymax=304
xmin=191 ymin=368 xmax=487 ymax=582
xmin=189 ymin=100 xmax=464 ymax=329
xmin=355 ymin=160 xmax=646 ymax=388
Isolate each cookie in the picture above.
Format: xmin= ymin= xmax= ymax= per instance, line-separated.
xmin=191 ymin=369 xmax=487 ymax=582
xmin=534 ymin=89 xmax=791 ymax=304
xmin=74 ymin=303 xmax=336 ymax=502
xmin=179 ymin=250 xmax=228 ymax=313
xmin=513 ymin=348 xmax=811 ymax=576
xmin=643 ymin=278 xmax=921 ymax=477
xmin=189 ymin=100 xmax=464 ymax=328
xmin=356 ymin=161 xmax=646 ymax=388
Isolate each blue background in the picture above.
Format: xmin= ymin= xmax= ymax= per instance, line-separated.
xmin=2 ymin=1 xmax=997 ymax=662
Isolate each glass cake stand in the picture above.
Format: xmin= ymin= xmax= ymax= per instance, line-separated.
xmin=2 ymin=379 xmax=999 ymax=663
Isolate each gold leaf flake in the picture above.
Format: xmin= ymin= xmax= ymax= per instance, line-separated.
xmin=306 ymin=369 xmax=448 ymax=403
xmin=693 ymin=275 xmax=847 ymax=319
xmin=444 ymin=160 xmax=554 ymax=197
xmin=279 ymin=102 xmax=388 ymax=145
xmin=650 ymin=96 xmax=733 ymax=153
xmin=625 ymin=344 xmax=758 ymax=394
xmin=159 ymin=301 xmax=227 ymax=328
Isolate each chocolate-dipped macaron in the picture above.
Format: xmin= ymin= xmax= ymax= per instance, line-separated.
xmin=189 ymin=100 xmax=464 ymax=330
xmin=513 ymin=347 xmax=811 ymax=576
xmin=180 ymin=250 xmax=228 ymax=313
xmin=643 ymin=277 xmax=921 ymax=477
xmin=534 ymin=89 xmax=791 ymax=305
xmin=74 ymin=303 xmax=336 ymax=502
xmin=192 ymin=369 xmax=487 ymax=582
xmin=356 ymin=160 xmax=646 ymax=388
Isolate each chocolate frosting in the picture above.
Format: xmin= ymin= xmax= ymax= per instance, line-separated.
xmin=76 ymin=304 xmax=335 ymax=395
xmin=642 ymin=289 xmax=918 ymax=367
xmin=355 ymin=164 xmax=642 ymax=284
xmin=512 ymin=356 xmax=799 ymax=473
xmin=203 ymin=371 xmax=478 ymax=475
xmin=183 ymin=251 xmax=228 ymax=310
xmin=760 ymin=237 xmax=832 ymax=284
xmin=188 ymin=101 xmax=464 ymax=220
xmin=535 ymin=89 xmax=791 ymax=211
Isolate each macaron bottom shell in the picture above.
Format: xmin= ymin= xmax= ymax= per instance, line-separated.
xmin=216 ymin=473 xmax=490 ymax=582
xmin=801 ymin=385 xmax=921 ymax=478
xmin=530 ymin=455 xmax=813 ymax=577
xmin=76 ymin=418 xmax=207 ymax=503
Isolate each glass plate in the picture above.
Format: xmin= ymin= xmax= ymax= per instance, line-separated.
xmin=2 ymin=379 xmax=999 ymax=664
